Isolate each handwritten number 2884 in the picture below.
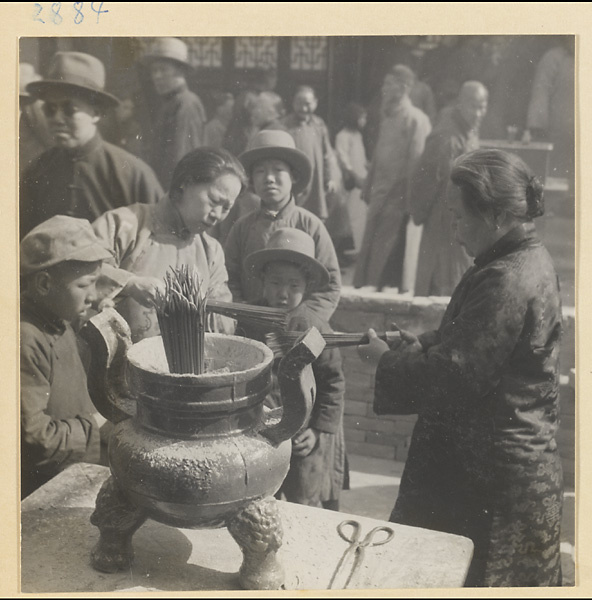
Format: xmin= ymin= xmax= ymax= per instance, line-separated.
xmin=33 ymin=2 xmax=108 ymax=24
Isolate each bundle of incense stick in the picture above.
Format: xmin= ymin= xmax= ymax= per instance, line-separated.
xmin=206 ymin=299 xmax=289 ymax=331
xmin=265 ymin=330 xmax=401 ymax=357
xmin=155 ymin=266 xmax=207 ymax=375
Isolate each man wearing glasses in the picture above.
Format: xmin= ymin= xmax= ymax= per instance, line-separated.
xmin=20 ymin=52 xmax=163 ymax=239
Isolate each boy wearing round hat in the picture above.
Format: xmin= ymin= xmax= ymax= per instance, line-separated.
xmin=20 ymin=51 xmax=163 ymax=240
xmin=241 ymin=228 xmax=346 ymax=509
xmin=20 ymin=215 xmax=113 ymax=498
xmin=224 ymin=129 xmax=341 ymax=323
xmin=142 ymin=37 xmax=208 ymax=189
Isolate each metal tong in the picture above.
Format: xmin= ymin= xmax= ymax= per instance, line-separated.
xmin=328 ymin=519 xmax=395 ymax=589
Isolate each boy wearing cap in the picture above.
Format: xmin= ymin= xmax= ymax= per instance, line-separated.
xmin=20 ymin=51 xmax=163 ymax=240
xmin=143 ymin=37 xmax=208 ymax=189
xmin=241 ymin=228 xmax=346 ymax=509
xmin=224 ymin=129 xmax=341 ymax=323
xmin=20 ymin=215 xmax=112 ymax=498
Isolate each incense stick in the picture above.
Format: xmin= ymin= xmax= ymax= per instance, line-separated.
xmin=265 ymin=330 xmax=401 ymax=358
xmin=206 ymin=299 xmax=289 ymax=331
xmin=154 ymin=266 xmax=207 ymax=374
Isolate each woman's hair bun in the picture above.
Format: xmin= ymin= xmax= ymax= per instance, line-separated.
xmin=525 ymin=175 xmax=545 ymax=218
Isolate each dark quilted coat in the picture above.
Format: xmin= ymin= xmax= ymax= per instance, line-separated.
xmin=374 ymin=222 xmax=564 ymax=587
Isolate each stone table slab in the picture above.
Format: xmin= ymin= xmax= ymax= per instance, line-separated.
xmin=21 ymin=463 xmax=473 ymax=593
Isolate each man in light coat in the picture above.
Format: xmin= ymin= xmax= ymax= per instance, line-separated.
xmin=353 ymin=65 xmax=431 ymax=290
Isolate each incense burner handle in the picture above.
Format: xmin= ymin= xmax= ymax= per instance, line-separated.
xmin=80 ymin=307 xmax=137 ymax=423
xmin=260 ymin=327 xmax=326 ymax=446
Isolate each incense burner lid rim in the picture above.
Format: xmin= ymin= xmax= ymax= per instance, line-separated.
xmin=126 ymin=333 xmax=274 ymax=383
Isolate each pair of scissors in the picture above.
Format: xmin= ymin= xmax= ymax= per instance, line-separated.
xmin=328 ymin=519 xmax=395 ymax=589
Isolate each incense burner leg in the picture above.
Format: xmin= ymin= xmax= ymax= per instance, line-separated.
xmin=227 ymin=496 xmax=285 ymax=590
xmin=90 ymin=476 xmax=148 ymax=573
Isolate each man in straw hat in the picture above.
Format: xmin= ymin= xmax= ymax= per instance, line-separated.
xmin=240 ymin=227 xmax=346 ymax=509
xmin=142 ymin=37 xmax=208 ymax=189
xmin=20 ymin=51 xmax=163 ymax=240
xmin=224 ymin=129 xmax=341 ymax=323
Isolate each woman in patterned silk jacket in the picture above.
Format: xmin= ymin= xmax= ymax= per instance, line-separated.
xmin=358 ymin=149 xmax=564 ymax=587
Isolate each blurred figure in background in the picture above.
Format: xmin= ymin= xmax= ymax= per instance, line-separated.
xmin=204 ymin=92 xmax=235 ymax=149
xmin=282 ymin=85 xmax=336 ymax=221
xmin=409 ymin=73 xmax=437 ymax=126
xmin=143 ymin=37 xmax=207 ymax=189
xmin=250 ymin=91 xmax=286 ymax=132
xmin=365 ymin=63 xmax=437 ymax=157
xmin=99 ymin=89 xmax=144 ymax=159
xmin=411 ymin=81 xmax=488 ymax=297
xmin=222 ymin=91 xmax=259 ymax=157
xmin=525 ymin=36 xmax=575 ymax=182
xmin=333 ymin=102 xmax=369 ymax=260
xmin=251 ymin=66 xmax=279 ymax=94
xmin=221 ymin=67 xmax=279 ymax=157
xmin=354 ymin=65 xmax=431 ymax=291
xmin=19 ymin=63 xmax=53 ymax=176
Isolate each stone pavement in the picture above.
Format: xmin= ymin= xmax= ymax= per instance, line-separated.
xmin=341 ymin=454 xmax=576 ymax=587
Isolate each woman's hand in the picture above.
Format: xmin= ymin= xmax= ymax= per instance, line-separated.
xmin=386 ymin=323 xmax=423 ymax=360
xmin=123 ymin=275 xmax=164 ymax=308
xmin=357 ymin=328 xmax=390 ymax=366
xmin=390 ymin=323 xmax=422 ymax=355
xmin=292 ymin=428 xmax=319 ymax=457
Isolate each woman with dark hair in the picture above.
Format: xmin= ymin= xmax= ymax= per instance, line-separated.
xmin=358 ymin=148 xmax=563 ymax=587
xmin=92 ymin=147 xmax=247 ymax=341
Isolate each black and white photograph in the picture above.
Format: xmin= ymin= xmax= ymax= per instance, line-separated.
xmin=7 ymin=3 xmax=584 ymax=595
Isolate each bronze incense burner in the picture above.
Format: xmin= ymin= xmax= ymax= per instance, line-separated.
xmin=82 ymin=308 xmax=325 ymax=590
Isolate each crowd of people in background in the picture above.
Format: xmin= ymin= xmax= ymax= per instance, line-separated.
xmin=20 ymin=35 xmax=574 ymax=297
xmin=20 ymin=36 xmax=574 ymax=294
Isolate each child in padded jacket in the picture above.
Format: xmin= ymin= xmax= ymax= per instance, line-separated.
xmin=239 ymin=227 xmax=346 ymax=509
xmin=20 ymin=215 xmax=112 ymax=498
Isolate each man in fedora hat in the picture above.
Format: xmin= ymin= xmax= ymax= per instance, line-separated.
xmin=20 ymin=51 xmax=163 ymax=240
xmin=224 ymin=129 xmax=341 ymax=323
xmin=142 ymin=37 xmax=208 ymax=189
